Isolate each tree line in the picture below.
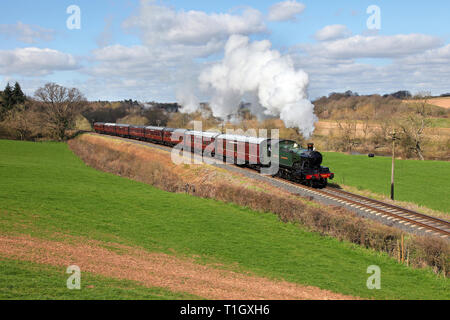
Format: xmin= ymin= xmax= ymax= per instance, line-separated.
xmin=1 ymin=82 xmax=447 ymax=160
xmin=0 ymin=82 xmax=87 ymax=141
xmin=0 ymin=81 xmax=181 ymax=141
xmin=0 ymin=82 xmax=26 ymax=118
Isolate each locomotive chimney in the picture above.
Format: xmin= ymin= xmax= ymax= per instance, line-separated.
xmin=307 ymin=143 xmax=314 ymax=151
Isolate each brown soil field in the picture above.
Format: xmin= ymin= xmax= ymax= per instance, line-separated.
xmin=315 ymin=121 xmax=379 ymax=138
xmin=403 ymin=97 xmax=450 ymax=109
xmin=429 ymin=97 xmax=450 ymax=109
xmin=0 ymin=234 xmax=357 ymax=300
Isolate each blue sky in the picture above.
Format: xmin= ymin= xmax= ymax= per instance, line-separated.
xmin=1 ymin=0 xmax=449 ymax=101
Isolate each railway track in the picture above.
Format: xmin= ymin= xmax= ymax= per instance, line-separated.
xmin=324 ymin=187 xmax=450 ymax=236
xmin=92 ymin=133 xmax=450 ymax=240
xmin=270 ymin=175 xmax=450 ymax=239
xmin=230 ymin=163 xmax=450 ymax=239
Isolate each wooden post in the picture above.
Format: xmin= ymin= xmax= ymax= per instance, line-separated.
xmin=406 ymin=247 xmax=410 ymax=267
xmin=401 ymin=234 xmax=405 ymax=264
xmin=391 ymin=130 xmax=396 ymax=201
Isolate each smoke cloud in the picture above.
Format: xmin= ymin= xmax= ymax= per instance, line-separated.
xmin=179 ymin=35 xmax=318 ymax=138
xmin=176 ymin=86 xmax=200 ymax=113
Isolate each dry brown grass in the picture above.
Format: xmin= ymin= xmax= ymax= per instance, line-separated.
xmin=68 ymin=133 xmax=449 ymax=276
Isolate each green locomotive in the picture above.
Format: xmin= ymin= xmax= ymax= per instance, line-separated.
xmin=273 ymin=140 xmax=334 ymax=188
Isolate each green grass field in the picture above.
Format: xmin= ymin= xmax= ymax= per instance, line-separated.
xmin=0 ymin=140 xmax=448 ymax=299
xmin=322 ymin=152 xmax=450 ymax=213
xmin=429 ymin=118 xmax=450 ymax=128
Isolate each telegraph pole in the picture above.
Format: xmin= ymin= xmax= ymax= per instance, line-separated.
xmin=390 ymin=130 xmax=397 ymax=200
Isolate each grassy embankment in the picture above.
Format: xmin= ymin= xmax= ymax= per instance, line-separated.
xmin=322 ymin=152 xmax=450 ymax=214
xmin=0 ymin=140 xmax=448 ymax=299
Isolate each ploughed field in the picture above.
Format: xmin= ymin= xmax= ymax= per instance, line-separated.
xmin=0 ymin=140 xmax=448 ymax=299
xmin=402 ymin=97 xmax=450 ymax=109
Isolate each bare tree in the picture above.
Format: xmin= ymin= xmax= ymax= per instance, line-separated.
xmin=397 ymin=92 xmax=431 ymax=160
xmin=35 ymin=83 xmax=87 ymax=140
xmin=144 ymin=107 xmax=169 ymax=126
xmin=361 ymin=115 xmax=372 ymax=140
xmin=5 ymin=108 xmax=33 ymax=140
xmin=336 ymin=119 xmax=358 ymax=152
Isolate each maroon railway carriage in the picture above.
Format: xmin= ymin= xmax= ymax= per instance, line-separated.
xmin=215 ymin=134 xmax=269 ymax=165
xmin=144 ymin=126 xmax=164 ymax=142
xmin=181 ymin=131 xmax=270 ymax=165
xmin=163 ymin=128 xmax=187 ymax=146
xmin=92 ymin=124 xmax=333 ymax=188
xmin=116 ymin=124 xmax=130 ymax=137
xmin=103 ymin=123 xmax=116 ymax=135
xmin=129 ymin=126 xmax=146 ymax=140
xmin=93 ymin=122 xmax=105 ymax=134
xmin=93 ymin=124 xmax=270 ymax=167
xmin=184 ymin=131 xmax=219 ymax=154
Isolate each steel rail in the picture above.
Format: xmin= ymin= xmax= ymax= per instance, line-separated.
xmin=325 ymin=187 xmax=450 ymax=228
xmin=269 ymin=176 xmax=450 ymax=238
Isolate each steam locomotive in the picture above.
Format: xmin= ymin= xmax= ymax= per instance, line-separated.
xmin=93 ymin=123 xmax=334 ymax=188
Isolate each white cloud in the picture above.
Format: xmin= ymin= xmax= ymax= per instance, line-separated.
xmin=267 ymin=1 xmax=306 ymax=22
xmin=82 ymin=44 xmax=205 ymax=101
xmin=400 ymin=44 xmax=450 ymax=65
xmin=90 ymin=45 xmax=181 ymax=77
xmin=84 ymin=1 xmax=268 ymax=101
xmin=0 ymin=47 xmax=78 ymax=76
xmin=84 ymin=30 xmax=450 ymax=102
xmin=292 ymin=39 xmax=450 ymax=98
xmin=303 ymin=34 xmax=442 ymax=59
xmin=3 ymin=2 xmax=446 ymax=103
xmin=314 ymin=25 xmax=352 ymax=41
xmin=0 ymin=21 xmax=55 ymax=44
xmin=123 ymin=1 xmax=266 ymax=48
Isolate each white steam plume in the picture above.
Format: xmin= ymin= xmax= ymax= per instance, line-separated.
xmin=179 ymin=35 xmax=318 ymax=138
xmin=176 ymin=86 xmax=200 ymax=114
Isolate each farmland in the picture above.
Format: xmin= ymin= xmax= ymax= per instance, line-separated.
xmin=0 ymin=139 xmax=449 ymax=299
xmin=403 ymin=97 xmax=450 ymax=109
